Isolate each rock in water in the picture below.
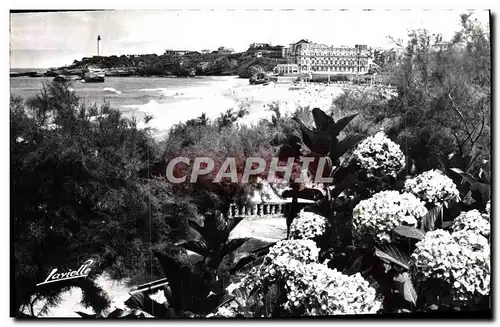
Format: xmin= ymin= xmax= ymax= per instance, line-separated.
xmin=53 ymin=75 xmax=69 ymax=82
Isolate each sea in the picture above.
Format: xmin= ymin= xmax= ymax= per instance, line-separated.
xmin=10 ymin=71 xmax=246 ymax=137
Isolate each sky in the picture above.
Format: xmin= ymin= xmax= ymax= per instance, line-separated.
xmin=9 ymin=9 xmax=490 ymax=69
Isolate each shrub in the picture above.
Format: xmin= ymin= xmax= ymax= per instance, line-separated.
xmin=403 ymin=169 xmax=460 ymax=206
xmin=289 ymin=211 xmax=327 ymax=240
xmin=351 ymin=132 xmax=406 ymax=178
xmin=410 ymin=229 xmax=490 ymax=307
xmin=352 ymin=190 xmax=428 ymax=244
xmin=451 ymin=209 xmax=490 ymax=238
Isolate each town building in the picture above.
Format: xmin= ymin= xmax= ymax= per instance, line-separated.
xmin=249 ymin=43 xmax=271 ymax=49
xmin=201 ymin=49 xmax=211 ymax=54
xmin=248 ymin=43 xmax=285 ymax=58
xmin=284 ymin=39 xmax=371 ymax=74
xmin=218 ymin=46 xmax=235 ymax=54
xmin=273 ymin=64 xmax=299 ymax=75
xmin=164 ymin=49 xmax=190 ymax=56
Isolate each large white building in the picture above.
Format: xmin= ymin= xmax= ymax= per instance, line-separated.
xmin=285 ymin=39 xmax=371 ymax=74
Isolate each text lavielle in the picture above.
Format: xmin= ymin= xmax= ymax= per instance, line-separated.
xmin=36 ymin=259 xmax=95 ymax=286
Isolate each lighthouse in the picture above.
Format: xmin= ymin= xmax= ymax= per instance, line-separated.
xmin=97 ymin=35 xmax=101 ymax=56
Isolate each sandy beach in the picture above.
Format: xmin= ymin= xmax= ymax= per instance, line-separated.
xmin=125 ymin=77 xmax=345 ymax=138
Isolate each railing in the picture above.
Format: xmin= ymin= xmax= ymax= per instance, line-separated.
xmin=226 ymin=202 xmax=302 ymax=218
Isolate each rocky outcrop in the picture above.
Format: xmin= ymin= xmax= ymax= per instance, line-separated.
xmin=13 ymin=51 xmax=288 ymax=78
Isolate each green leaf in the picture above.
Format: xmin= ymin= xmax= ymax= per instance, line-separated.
xmin=224 ymin=216 xmax=245 ymax=236
xmin=420 ymin=205 xmax=443 ymax=232
xmin=188 ymin=220 xmax=206 ymax=237
xmin=479 ymin=161 xmax=491 ymax=184
xmin=333 ymin=134 xmax=364 ymax=159
xmin=392 ymin=226 xmax=425 ymax=241
xmin=450 ymin=168 xmax=477 ymax=185
xmin=346 ymin=253 xmax=367 ymax=275
xmin=442 ymin=221 xmax=454 ymax=229
xmin=222 ymin=238 xmax=250 ymax=257
xmin=312 ymin=107 xmax=334 ymax=132
xmin=394 ymin=272 xmax=418 ymax=305
xmin=175 ymin=240 xmax=210 ymax=257
xmin=292 ymin=117 xmax=315 ymax=150
xmin=331 ymin=113 xmax=358 ymax=136
xmin=229 ymin=254 xmax=257 ymax=274
xmin=470 ymin=182 xmax=491 ymax=205
xmin=151 ymin=249 xmax=211 ymax=311
xmin=75 ymin=311 xmax=98 ymax=318
xmin=374 ymin=244 xmax=410 ymax=270
xmin=124 ymin=292 xmax=170 ymax=317
xmin=215 ymin=293 xmax=236 ymax=309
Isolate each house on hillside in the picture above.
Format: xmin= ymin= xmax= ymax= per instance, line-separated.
xmin=164 ymin=49 xmax=190 ymax=57
xmin=218 ymin=46 xmax=234 ymax=54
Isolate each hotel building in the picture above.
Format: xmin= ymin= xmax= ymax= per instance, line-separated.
xmin=285 ymin=39 xmax=371 ymax=74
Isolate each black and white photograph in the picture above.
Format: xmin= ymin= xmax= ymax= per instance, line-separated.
xmin=8 ymin=7 xmax=492 ymax=319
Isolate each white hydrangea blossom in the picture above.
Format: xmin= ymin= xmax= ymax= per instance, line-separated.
xmin=239 ymin=239 xmax=379 ymax=316
xmin=352 ymin=190 xmax=428 ymax=243
xmin=351 ymin=132 xmax=406 ymax=178
xmin=485 ymin=199 xmax=491 ymax=215
xmin=283 ymin=260 xmax=381 ymax=315
xmin=206 ymin=306 xmax=237 ymax=318
xmin=289 ymin=211 xmax=327 ymax=240
xmin=410 ymin=229 xmax=490 ymax=306
xmin=403 ymin=169 xmax=460 ymax=206
xmin=451 ymin=209 xmax=490 ymax=238
xmin=239 ymin=239 xmax=320 ymax=291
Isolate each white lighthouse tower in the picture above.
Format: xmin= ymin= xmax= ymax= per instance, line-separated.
xmin=97 ymin=35 xmax=101 ymax=56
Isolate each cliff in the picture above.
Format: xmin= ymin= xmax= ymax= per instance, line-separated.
xmin=38 ymin=51 xmax=287 ymax=78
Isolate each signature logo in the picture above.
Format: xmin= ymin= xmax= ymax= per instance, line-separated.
xmin=36 ymin=259 xmax=94 ymax=286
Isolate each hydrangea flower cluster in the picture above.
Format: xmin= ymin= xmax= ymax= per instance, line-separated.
xmin=351 ymin=132 xmax=406 ymax=178
xmin=239 ymin=239 xmax=320 ymax=291
xmin=352 ymin=190 xmax=428 ymax=243
xmin=289 ymin=211 xmax=327 ymax=240
xmin=410 ymin=229 xmax=490 ymax=306
xmin=451 ymin=209 xmax=490 ymax=238
xmin=239 ymin=240 xmax=380 ymax=316
xmin=403 ymin=170 xmax=460 ymax=206
xmin=206 ymin=306 xmax=237 ymax=318
xmin=282 ymin=261 xmax=381 ymax=315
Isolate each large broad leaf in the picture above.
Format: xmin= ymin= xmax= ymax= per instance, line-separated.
xmin=222 ymin=238 xmax=250 ymax=257
xmin=392 ymin=226 xmax=425 ymax=241
xmin=346 ymin=253 xmax=367 ymax=275
xmin=75 ymin=311 xmax=98 ymax=318
xmin=229 ymin=254 xmax=258 ymax=274
xmin=223 ymin=216 xmax=246 ymax=237
xmin=442 ymin=221 xmax=454 ymax=229
xmin=449 ymin=168 xmax=477 ymax=185
xmin=331 ymin=113 xmax=359 ymax=137
xmin=175 ymin=240 xmax=210 ymax=257
xmin=333 ymin=134 xmax=365 ymax=160
xmin=124 ymin=291 xmax=169 ymax=318
xmin=470 ymin=182 xmax=491 ymax=205
xmin=374 ymin=244 xmax=410 ymax=270
xmin=312 ymin=107 xmax=335 ymax=132
xmin=292 ymin=117 xmax=315 ymax=150
xmin=479 ymin=161 xmax=491 ymax=184
xmin=420 ymin=205 xmax=443 ymax=232
xmin=151 ymin=249 xmax=211 ymax=312
xmin=394 ymin=272 xmax=418 ymax=306
xmin=215 ymin=293 xmax=236 ymax=309
xmin=188 ymin=220 xmax=208 ymax=239
xmin=281 ymin=187 xmax=323 ymax=201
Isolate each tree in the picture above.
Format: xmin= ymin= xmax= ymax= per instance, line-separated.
xmin=11 ymin=82 xmax=196 ymax=316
